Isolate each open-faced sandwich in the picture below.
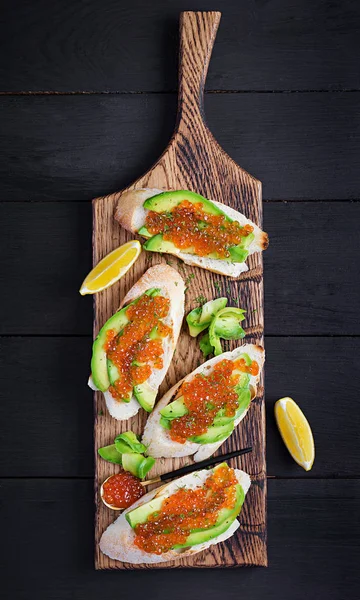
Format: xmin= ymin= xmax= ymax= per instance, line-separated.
xmin=142 ymin=344 xmax=264 ymax=461
xmin=115 ymin=189 xmax=268 ymax=277
xmin=100 ymin=462 xmax=250 ymax=564
xmin=88 ymin=264 xmax=185 ymax=420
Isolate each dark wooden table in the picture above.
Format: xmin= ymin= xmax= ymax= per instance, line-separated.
xmin=1 ymin=1 xmax=359 ymax=598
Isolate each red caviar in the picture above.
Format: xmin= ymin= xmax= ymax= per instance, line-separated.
xmin=169 ymin=358 xmax=259 ymax=443
xmin=145 ymin=200 xmax=253 ymax=258
xmin=134 ymin=464 xmax=238 ymax=554
xmin=102 ymin=471 xmax=145 ymax=509
xmin=105 ymin=294 xmax=172 ymax=401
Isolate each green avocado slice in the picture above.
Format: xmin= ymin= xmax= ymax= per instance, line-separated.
xmin=173 ymin=514 xmax=237 ymax=549
xmin=186 ymin=298 xmax=228 ymax=337
xmin=91 ymin=306 xmax=129 ymax=391
xmin=134 ymin=381 xmax=157 ymax=413
xmin=137 ymin=225 xmax=152 ymax=238
xmin=97 ymin=444 xmax=122 ymax=465
xmin=160 ymin=397 xmax=188 ymax=420
xmin=126 ymin=495 xmax=165 ymax=528
xmin=143 ymin=234 xmax=189 ymax=254
xmin=114 ymin=431 xmax=147 ymax=454
xmin=122 ymin=453 xmax=155 ymax=479
xmin=189 ymin=422 xmax=234 ymax=444
xmin=143 ymin=190 xmax=228 ymax=218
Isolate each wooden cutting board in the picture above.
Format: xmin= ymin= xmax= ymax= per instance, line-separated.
xmin=92 ymin=11 xmax=267 ymax=570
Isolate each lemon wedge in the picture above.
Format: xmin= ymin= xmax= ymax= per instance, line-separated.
xmin=80 ymin=240 xmax=141 ymax=295
xmin=274 ymin=397 xmax=315 ymax=471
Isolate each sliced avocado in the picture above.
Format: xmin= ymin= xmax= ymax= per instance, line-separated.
xmin=137 ymin=225 xmax=152 ymax=238
xmin=134 ymin=381 xmax=157 ymax=413
xmin=232 ymin=372 xmax=250 ymax=388
xmin=199 ymin=332 xmax=213 ymax=357
xmin=212 ymin=415 xmax=235 ymax=427
xmin=97 ymin=444 xmax=122 ymax=465
xmin=91 ymin=306 xmax=129 ymax=391
xmin=149 ymin=326 xmax=159 ymax=340
xmin=186 ymin=306 xmax=207 ymax=337
xmin=208 ymin=320 xmax=223 ymax=357
xmin=143 ymin=190 xmax=229 ymax=219
xmin=107 ymin=359 xmax=119 ymax=385
xmin=144 ymin=234 xmax=179 ymax=253
xmin=189 ymin=422 xmax=234 ymax=444
xmin=239 ymin=353 xmax=252 ymax=367
xmin=212 ymin=408 xmax=236 ymax=427
xmin=159 ymin=415 xmax=171 ymax=430
xmin=199 ymin=297 xmax=228 ymax=325
xmin=173 ymin=514 xmax=237 ymax=549
xmin=241 ymin=231 xmax=255 ymax=249
xmin=234 ymin=388 xmax=252 ymax=420
xmin=212 ymin=307 xmax=246 ymax=341
xmin=106 ymin=359 xmax=132 ymax=403
xmin=228 ymin=245 xmax=249 ymax=263
xmin=186 ymin=298 xmax=228 ymax=338
xmin=144 ymin=287 xmax=161 ymax=298
xmin=143 ymin=234 xmax=195 ymax=255
xmin=114 ymin=431 xmax=147 ymax=454
xmin=126 ymin=495 xmax=165 ymax=528
xmin=160 ymin=397 xmax=188 ymax=420
xmin=122 ymin=453 xmax=156 ymax=479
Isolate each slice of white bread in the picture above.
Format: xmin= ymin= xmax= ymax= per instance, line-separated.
xmin=99 ymin=465 xmax=251 ymax=564
xmin=142 ymin=343 xmax=264 ymax=462
xmin=89 ymin=264 xmax=185 ymax=420
xmin=114 ymin=188 xmax=268 ymax=277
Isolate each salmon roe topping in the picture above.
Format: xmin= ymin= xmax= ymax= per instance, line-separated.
xmin=169 ymin=358 xmax=259 ymax=443
xmin=102 ymin=471 xmax=145 ymax=509
xmin=134 ymin=464 xmax=238 ymax=554
xmin=145 ymin=200 xmax=254 ymax=258
xmin=105 ymin=293 xmax=172 ymax=402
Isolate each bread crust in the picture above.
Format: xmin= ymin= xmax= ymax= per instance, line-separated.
xmin=114 ymin=188 xmax=268 ymax=277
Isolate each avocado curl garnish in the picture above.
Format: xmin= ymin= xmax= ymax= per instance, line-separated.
xmin=133 ymin=464 xmax=238 ymax=554
xmin=145 ymin=200 xmax=254 ymax=258
xmin=104 ymin=294 xmax=172 ymax=402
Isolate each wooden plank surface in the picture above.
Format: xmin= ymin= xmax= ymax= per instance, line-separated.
xmin=1 ymin=202 xmax=360 ymax=336
xmin=1 ymin=93 xmax=360 ymax=202
xmin=1 ymin=0 xmax=360 ymax=92
xmin=93 ymin=11 xmax=266 ymax=569
xmin=0 ymin=336 xmax=359 ymax=479
xmin=0 ymin=0 xmax=359 ymax=595
xmin=1 ymin=479 xmax=359 ymax=600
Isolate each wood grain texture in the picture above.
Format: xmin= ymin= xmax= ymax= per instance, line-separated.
xmin=93 ymin=11 xmax=266 ymax=569
xmin=2 ymin=0 xmax=360 ymax=92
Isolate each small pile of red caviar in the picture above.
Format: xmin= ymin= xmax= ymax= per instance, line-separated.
xmin=105 ymin=293 xmax=172 ymax=401
xmin=102 ymin=471 xmax=145 ymax=509
xmin=169 ymin=358 xmax=259 ymax=443
xmin=145 ymin=200 xmax=254 ymax=258
xmin=133 ymin=464 xmax=238 ymax=554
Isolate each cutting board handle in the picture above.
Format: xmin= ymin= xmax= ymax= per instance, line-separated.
xmin=177 ymin=11 xmax=221 ymax=127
